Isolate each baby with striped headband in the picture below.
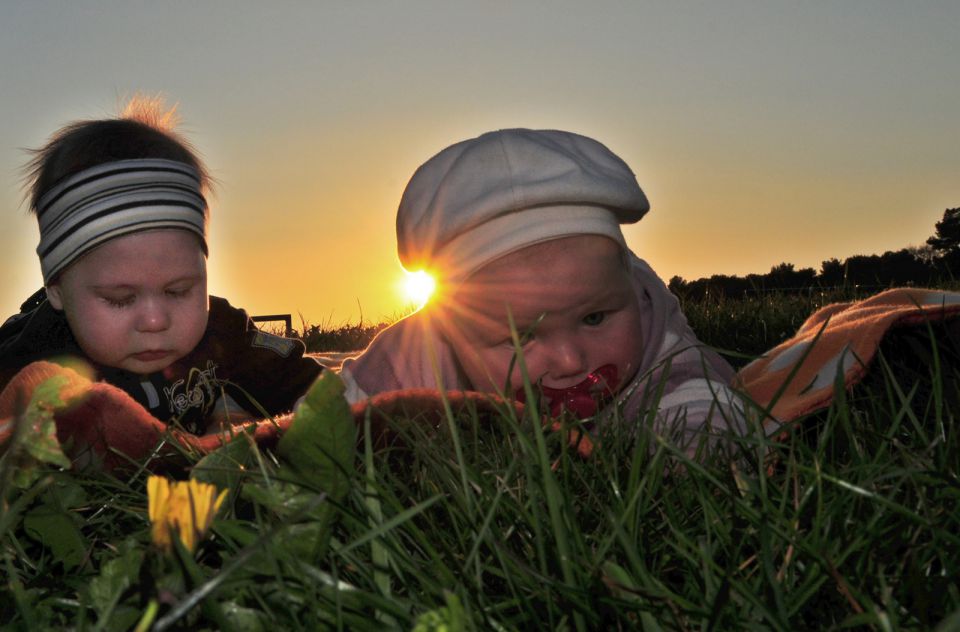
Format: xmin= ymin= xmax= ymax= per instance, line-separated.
xmin=0 ymin=98 xmax=323 ymax=436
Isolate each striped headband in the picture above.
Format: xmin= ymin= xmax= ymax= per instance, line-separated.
xmin=35 ymin=158 xmax=208 ymax=282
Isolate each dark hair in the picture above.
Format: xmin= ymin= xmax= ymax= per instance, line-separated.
xmin=24 ymin=96 xmax=210 ymax=212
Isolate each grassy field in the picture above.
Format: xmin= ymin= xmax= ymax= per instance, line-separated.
xmin=1 ymin=289 xmax=958 ymax=630
xmin=294 ymin=286 xmax=885 ymax=361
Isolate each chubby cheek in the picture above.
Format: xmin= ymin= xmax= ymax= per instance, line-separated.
xmin=182 ymin=296 xmax=210 ymax=349
xmin=475 ymin=348 xmax=561 ymax=394
xmin=70 ymin=308 xmax=133 ymax=365
xmin=599 ymin=323 xmax=644 ymax=384
xmin=457 ymin=346 xmax=515 ymax=392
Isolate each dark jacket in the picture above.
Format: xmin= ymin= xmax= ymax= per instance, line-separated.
xmin=0 ymin=290 xmax=323 ymax=435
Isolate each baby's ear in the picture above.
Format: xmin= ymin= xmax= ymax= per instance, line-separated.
xmin=45 ymin=284 xmax=64 ymax=310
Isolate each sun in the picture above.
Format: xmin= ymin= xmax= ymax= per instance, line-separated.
xmin=403 ymin=270 xmax=436 ymax=308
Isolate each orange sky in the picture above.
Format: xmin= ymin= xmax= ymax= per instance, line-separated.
xmin=2 ymin=3 xmax=958 ymax=329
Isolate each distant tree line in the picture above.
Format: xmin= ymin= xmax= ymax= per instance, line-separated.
xmin=668 ymin=207 xmax=960 ymax=299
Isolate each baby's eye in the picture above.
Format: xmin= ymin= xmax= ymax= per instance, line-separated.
xmin=104 ymin=295 xmax=134 ymax=309
xmin=583 ymin=311 xmax=606 ymax=326
xmin=500 ymin=330 xmax=535 ymax=348
xmin=166 ymin=286 xmax=191 ymax=298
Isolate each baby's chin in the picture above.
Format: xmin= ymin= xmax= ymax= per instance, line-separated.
xmin=109 ymin=351 xmax=184 ymax=375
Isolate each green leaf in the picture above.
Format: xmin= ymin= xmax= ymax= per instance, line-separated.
xmin=242 ymin=479 xmax=322 ymax=520
xmin=601 ymin=562 xmax=665 ymax=631
xmin=21 ymin=478 xmax=89 ymax=570
xmin=87 ymin=539 xmax=144 ymax=620
xmin=277 ymin=371 xmax=356 ymax=500
xmin=221 ymin=601 xmax=268 ymax=632
xmin=412 ymin=591 xmax=467 ymax=632
xmin=102 ymin=606 xmax=143 ymax=632
xmin=601 ymin=560 xmax=637 ymax=594
xmin=274 ymin=372 xmax=355 ymax=561
xmin=3 ymin=375 xmax=70 ymax=489
xmin=193 ymin=426 xmax=256 ymax=493
xmin=8 ymin=376 xmax=72 ymax=488
xmin=0 ymin=475 xmax=52 ymax=539
xmin=46 ymin=477 xmax=87 ymax=509
xmin=275 ymin=522 xmax=328 ymax=561
xmin=22 ymin=507 xmax=87 ymax=570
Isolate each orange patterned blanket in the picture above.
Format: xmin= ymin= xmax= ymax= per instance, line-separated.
xmin=737 ymin=288 xmax=960 ymax=424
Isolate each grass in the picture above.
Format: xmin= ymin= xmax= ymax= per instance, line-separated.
xmin=298 ymin=319 xmax=389 ymax=355
xmin=2 ymin=289 xmax=959 ymax=630
xmin=677 ymin=286 xmax=901 ymax=369
xmin=294 ymin=286 xmax=894 ymax=362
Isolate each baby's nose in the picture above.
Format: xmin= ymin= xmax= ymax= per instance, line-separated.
xmin=546 ymin=340 xmax=587 ymax=381
xmin=136 ymin=298 xmax=170 ymax=332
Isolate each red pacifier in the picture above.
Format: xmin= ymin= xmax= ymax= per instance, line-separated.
xmin=515 ymin=364 xmax=619 ymax=419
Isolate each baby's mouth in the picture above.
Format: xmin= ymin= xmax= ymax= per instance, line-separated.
xmin=515 ymin=364 xmax=619 ymax=419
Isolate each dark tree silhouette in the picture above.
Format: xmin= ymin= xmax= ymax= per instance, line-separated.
xmin=819 ymin=258 xmax=845 ymax=285
xmin=667 ymin=207 xmax=953 ymax=300
xmin=767 ymin=263 xmax=816 ymax=289
xmin=668 ymin=275 xmax=688 ymax=295
xmin=927 ymin=207 xmax=960 ymax=254
xmin=925 ymin=208 xmax=960 ymax=277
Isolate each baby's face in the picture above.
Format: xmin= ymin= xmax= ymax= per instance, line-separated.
xmin=442 ymin=235 xmax=644 ymax=409
xmin=46 ymin=229 xmax=209 ymax=375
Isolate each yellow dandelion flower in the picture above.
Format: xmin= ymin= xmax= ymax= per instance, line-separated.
xmin=147 ymin=475 xmax=228 ymax=554
xmin=148 ymin=475 xmax=173 ymax=552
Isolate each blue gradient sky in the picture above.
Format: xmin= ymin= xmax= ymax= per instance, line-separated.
xmin=2 ymin=2 xmax=958 ymax=326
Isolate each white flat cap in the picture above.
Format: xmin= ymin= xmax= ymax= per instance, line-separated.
xmin=397 ymin=128 xmax=650 ymax=282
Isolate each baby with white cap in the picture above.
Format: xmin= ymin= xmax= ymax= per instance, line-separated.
xmin=341 ymin=129 xmax=744 ymax=450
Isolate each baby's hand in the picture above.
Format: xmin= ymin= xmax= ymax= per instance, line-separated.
xmin=0 ymin=361 xmax=172 ymax=471
xmin=52 ymin=381 xmax=170 ymax=470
